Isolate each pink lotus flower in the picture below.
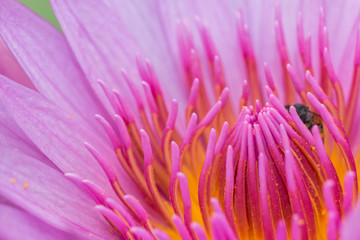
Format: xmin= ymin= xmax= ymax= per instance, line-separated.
xmin=1 ymin=0 xmax=360 ymax=239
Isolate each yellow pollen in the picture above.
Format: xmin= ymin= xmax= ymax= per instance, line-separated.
xmin=10 ymin=178 xmax=16 ymax=183
xmin=69 ymin=114 xmax=73 ymax=119
xmin=89 ymin=233 xmax=93 ymax=237
xmin=14 ymin=148 xmax=18 ymax=151
xmin=23 ymin=183 xmax=29 ymax=189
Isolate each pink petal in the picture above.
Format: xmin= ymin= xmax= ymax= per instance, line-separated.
xmin=341 ymin=204 xmax=360 ymax=240
xmin=0 ymin=76 xmax=137 ymax=197
xmin=0 ymin=204 xmax=84 ymax=240
xmin=0 ymin=0 xmax=109 ymax=133
xmin=0 ymin=102 xmax=55 ymax=168
xmin=326 ymin=0 xmax=360 ymax=93
xmin=50 ymin=0 xmax=187 ymax=112
xmin=0 ymin=147 xmax=115 ymax=239
xmin=0 ymin=38 xmax=33 ymax=89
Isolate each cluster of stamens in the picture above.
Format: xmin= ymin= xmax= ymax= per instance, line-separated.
xmin=66 ymin=5 xmax=360 ymax=240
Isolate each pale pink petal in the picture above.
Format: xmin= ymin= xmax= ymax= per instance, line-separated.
xmin=0 ymin=38 xmax=33 ymax=89
xmin=0 ymin=0 xmax=109 ymax=133
xmin=0 ymin=76 xmax=137 ymax=197
xmin=0 ymin=204 xmax=84 ymax=240
xmin=50 ymin=0 xmax=187 ymax=113
xmin=341 ymin=204 xmax=360 ymax=240
xmin=0 ymin=147 xmax=115 ymax=239
xmin=0 ymin=102 xmax=54 ymax=167
xmin=326 ymin=0 xmax=360 ymax=93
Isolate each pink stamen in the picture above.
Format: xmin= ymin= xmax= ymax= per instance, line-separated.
xmin=153 ymin=229 xmax=172 ymax=240
xmin=297 ymin=12 xmax=312 ymax=70
xmin=113 ymin=90 xmax=136 ymax=123
xmin=180 ymin=113 xmax=198 ymax=151
xmin=269 ymin=94 xmax=292 ymax=122
xmin=123 ymin=195 xmax=150 ymax=226
xmin=114 ymin=114 xmax=132 ymax=150
xmin=234 ymin=121 xmax=249 ymax=236
xmin=323 ymin=48 xmax=338 ymax=84
xmin=190 ymin=222 xmax=208 ymax=240
xmin=219 ymin=87 xmax=229 ymax=106
xmin=84 ymin=142 xmax=118 ymax=185
xmin=196 ymin=18 xmax=217 ymax=62
xmin=177 ymin=172 xmax=193 ymax=233
xmin=106 ymin=198 xmax=137 ymax=227
xmin=145 ymin=59 xmax=162 ymax=95
xmin=172 ymin=215 xmax=192 ymax=240
xmin=214 ymin=56 xmax=225 ymax=87
xmin=318 ymin=8 xmax=329 ymax=56
xmin=199 ymin=129 xmax=217 ymax=231
xmin=258 ymin=113 xmax=285 ymax=178
xmin=237 ymin=9 xmax=255 ymax=60
xmin=276 ymin=220 xmax=287 ymax=240
xmin=190 ymin=49 xmax=202 ymax=80
xmin=264 ymin=64 xmax=277 ymax=95
xmin=97 ymin=79 xmax=124 ymax=116
xmin=224 ymin=146 xmax=237 ymax=234
xmin=289 ymin=106 xmax=315 ymax=146
xmin=281 ymin=125 xmax=305 ymax=224
xmin=95 ymin=114 xmax=121 ymax=149
xmin=326 ymin=211 xmax=340 ymax=240
xmin=258 ymin=152 xmax=275 ymax=239
xmin=95 ymin=205 xmax=134 ymax=240
xmin=345 ymin=30 xmax=360 ymax=132
xmin=322 ymin=180 xmax=338 ymax=213
xmin=239 ymin=80 xmax=249 ymax=108
xmin=305 ymin=71 xmax=331 ymax=103
xmin=130 ymin=227 xmax=154 ymax=240
xmin=343 ymin=171 xmax=356 ymax=215
xmin=210 ymin=213 xmax=238 ymax=240
xmin=162 ymin=99 xmax=178 ymax=145
xmin=291 ymin=214 xmax=304 ymax=240
xmin=304 ymin=34 xmax=312 ymax=70
xmin=287 ymin=64 xmax=305 ymax=94
xmin=214 ymin=121 xmax=229 ymax=155
xmin=65 ymin=173 xmax=100 ymax=202
xmin=142 ymin=81 xmax=158 ymax=114
xmin=312 ymin=125 xmax=342 ymax=201
xmin=274 ymin=6 xmax=288 ymax=65
xmin=170 ymin=141 xmax=181 ymax=216
xmin=188 ymin=78 xmax=200 ymax=107
xmin=121 ymin=69 xmax=144 ymax=109
xmin=307 ymin=93 xmax=356 ymax=175
xmin=247 ymin=124 xmax=262 ymax=237
xmin=82 ymin=179 xmax=109 ymax=204
xmin=255 ymin=100 xmax=262 ymax=114
xmin=197 ymin=101 xmax=222 ymax=129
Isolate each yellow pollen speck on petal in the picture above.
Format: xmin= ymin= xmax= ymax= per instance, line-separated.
xmin=298 ymin=219 xmax=305 ymax=226
xmin=10 ymin=178 xmax=16 ymax=183
xmin=23 ymin=183 xmax=29 ymax=189
xmin=69 ymin=114 xmax=73 ymax=119
xmin=89 ymin=233 xmax=93 ymax=237
xmin=14 ymin=148 xmax=18 ymax=151
xmin=109 ymin=228 xmax=113 ymax=233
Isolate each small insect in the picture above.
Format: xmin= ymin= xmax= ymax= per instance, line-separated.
xmin=285 ymin=103 xmax=324 ymax=136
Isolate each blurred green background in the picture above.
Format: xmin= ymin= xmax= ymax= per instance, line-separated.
xmin=19 ymin=0 xmax=61 ymax=30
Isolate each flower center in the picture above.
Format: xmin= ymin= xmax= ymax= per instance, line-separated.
xmin=68 ymin=6 xmax=360 ymax=240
